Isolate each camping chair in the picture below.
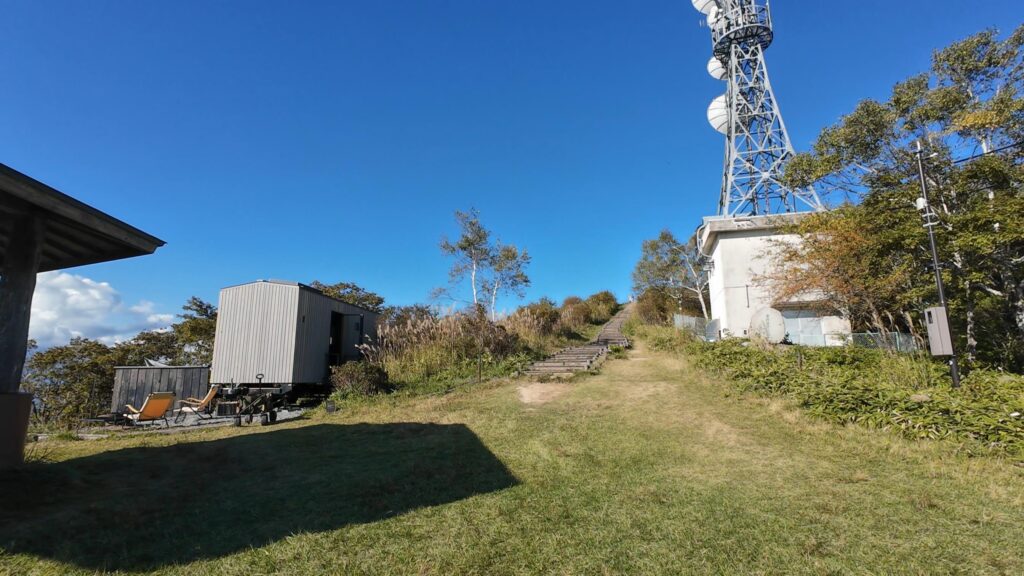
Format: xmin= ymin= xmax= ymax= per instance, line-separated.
xmin=174 ymin=385 xmax=220 ymax=423
xmin=124 ymin=392 xmax=175 ymax=428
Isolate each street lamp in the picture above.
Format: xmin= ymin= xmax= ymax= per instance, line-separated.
xmin=913 ymin=141 xmax=961 ymax=388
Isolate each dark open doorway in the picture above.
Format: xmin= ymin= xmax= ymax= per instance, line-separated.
xmin=328 ymin=311 xmax=345 ymax=367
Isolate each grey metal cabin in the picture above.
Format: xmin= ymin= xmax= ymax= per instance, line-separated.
xmin=210 ymin=280 xmax=379 ymax=387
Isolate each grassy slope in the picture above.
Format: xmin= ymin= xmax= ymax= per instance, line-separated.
xmin=2 ymin=342 xmax=1023 ymax=575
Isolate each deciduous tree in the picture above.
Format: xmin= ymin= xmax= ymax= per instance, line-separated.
xmin=173 ymin=296 xmax=218 ymax=365
xmin=632 ymin=230 xmax=710 ymax=319
xmin=309 ymin=281 xmax=386 ymax=313
xmin=439 ymin=209 xmax=494 ymax=307
xmin=778 ymin=25 xmax=1024 ymax=369
xmin=484 ymin=244 xmax=531 ymax=320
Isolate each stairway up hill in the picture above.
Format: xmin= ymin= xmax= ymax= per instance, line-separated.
xmin=524 ymin=306 xmax=631 ymax=377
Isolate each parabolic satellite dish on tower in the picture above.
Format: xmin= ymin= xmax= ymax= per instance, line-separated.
xmin=707 ymin=94 xmax=728 ymax=134
xmin=706 ymin=56 xmax=726 ymax=80
xmin=749 ymin=307 xmax=787 ymax=344
xmin=691 ymin=0 xmax=717 ymax=15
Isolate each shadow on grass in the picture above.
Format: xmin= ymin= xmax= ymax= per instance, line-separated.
xmin=0 ymin=423 xmax=517 ymax=571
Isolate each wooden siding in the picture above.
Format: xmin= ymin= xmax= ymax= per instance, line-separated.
xmin=111 ymin=367 xmax=209 ymax=414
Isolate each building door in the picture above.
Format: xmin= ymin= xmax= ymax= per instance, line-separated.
xmin=341 ymin=314 xmax=364 ymax=361
xmin=781 ymin=309 xmax=825 ymax=346
xmin=328 ymin=312 xmax=344 ymax=367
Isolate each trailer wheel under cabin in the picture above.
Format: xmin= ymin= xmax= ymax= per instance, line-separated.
xmin=210 ymin=280 xmax=380 ymax=391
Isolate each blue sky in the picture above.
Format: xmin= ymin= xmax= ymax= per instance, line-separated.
xmin=3 ymin=1 xmax=1021 ymax=345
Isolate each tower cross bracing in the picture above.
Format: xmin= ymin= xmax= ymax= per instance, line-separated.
xmin=696 ymin=0 xmax=823 ymax=216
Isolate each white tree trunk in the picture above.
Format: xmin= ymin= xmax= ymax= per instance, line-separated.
xmin=471 ymin=261 xmax=478 ymax=305
xmin=1014 ymin=280 xmax=1024 ymax=339
xmin=684 ymin=286 xmax=710 ymax=321
xmin=490 ymin=281 xmax=500 ymax=321
xmin=965 ymin=281 xmax=977 ymax=362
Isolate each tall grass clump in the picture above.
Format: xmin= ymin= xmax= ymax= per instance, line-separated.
xmin=359 ymin=291 xmax=620 ymax=393
xmin=360 ymin=307 xmax=529 ymax=388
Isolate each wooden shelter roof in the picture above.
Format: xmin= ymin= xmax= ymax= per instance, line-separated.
xmin=0 ymin=163 xmax=165 ymax=272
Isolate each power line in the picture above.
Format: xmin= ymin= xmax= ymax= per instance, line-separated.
xmin=952 ymin=140 xmax=1024 ymax=164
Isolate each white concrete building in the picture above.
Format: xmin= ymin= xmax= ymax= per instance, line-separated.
xmin=698 ymin=214 xmax=851 ymax=346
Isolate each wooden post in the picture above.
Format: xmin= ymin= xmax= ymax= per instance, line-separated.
xmin=0 ymin=211 xmax=44 ymax=394
xmin=0 ymin=211 xmax=44 ymax=468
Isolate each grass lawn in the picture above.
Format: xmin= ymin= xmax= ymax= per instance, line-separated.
xmin=2 ymin=341 xmax=1023 ymax=575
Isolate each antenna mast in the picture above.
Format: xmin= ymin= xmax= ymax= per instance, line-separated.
xmin=695 ymin=0 xmax=823 ymax=216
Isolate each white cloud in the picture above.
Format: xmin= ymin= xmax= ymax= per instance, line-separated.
xmin=130 ymin=300 xmax=175 ymax=325
xmin=29 ymin=272 xmax=175 ymax=348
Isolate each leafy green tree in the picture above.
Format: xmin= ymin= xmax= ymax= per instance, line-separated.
xmin=173 ymin=296 xmax=218 ymax=365
xmin=779 ymin=25 xmax=1024 ymax=369
xmin=632 ymin=230 xmax=709 ymax=319
xmin=379 ymin=304 xmax=437 ymax=327
xmin=22 ymin=337 xmax=115 ymax=425
xmin=309 ymin=281 xmax=386 ymax=313
xmin=114 ymin=330 xmax=179 ymax=366
xmin=635 ymin=289 xmax=674 ymax=325
xmin=439 ymin=209 xmax=494 ymax=307
xmin=483 ymin=244 xmax=531 ymax=320
xmin=438 ymin=209 xmax=531 ymax=318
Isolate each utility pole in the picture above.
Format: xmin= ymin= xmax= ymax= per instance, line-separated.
xmin=914 ymin=141 xmax=961 ymax=388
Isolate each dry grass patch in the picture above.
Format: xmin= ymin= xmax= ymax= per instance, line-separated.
xmin=517 ymin=382 xmax=572 ymax=405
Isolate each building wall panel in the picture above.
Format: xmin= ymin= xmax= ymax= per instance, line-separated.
xmin=293 ymin=288 xmax=380 ymax=384
xmin=210 ymin=282 xmax=299 ymax=384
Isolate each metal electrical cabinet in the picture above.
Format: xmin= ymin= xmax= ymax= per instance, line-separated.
xmin=925 ymin=306 xmax=954 ymax=357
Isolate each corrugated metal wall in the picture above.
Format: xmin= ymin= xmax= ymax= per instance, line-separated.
xmin=293 ymin=288 xmax=330 ymax=384
xmin=210 ymin=282 xmax=299 ymax=384
xmin=111 ymin=366 xmax=209 ymax=413
xmin=293 ymin=287 xmax=379 ymax=384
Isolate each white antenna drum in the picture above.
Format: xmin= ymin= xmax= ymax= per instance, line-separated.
xmin=706 ymin=6 xmax=721 ymax=28
xmin=707 ymin=95 xmax=728 ymax=134
xmin=706 ymin=56 xmax=726 ymax=80
xmin=691 ymin=0 xmax=717 ymax=15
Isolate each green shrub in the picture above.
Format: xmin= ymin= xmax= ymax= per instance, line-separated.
xmin=521 ymin=298 xmax=561 ymax=333
xmin=585 ymin=291 xmax=619 ymax=323
xmin=558 ymin=302 xmax=593 ymax=333
xmin=562 ymin=296 xmax=585 ymax=307
xmin=635 ymin=290 xmax=673 ymax=325
xmin=635 ymin=326 xmax=1024 ymax=457
xmin=330 ymin=362 xmax=390 ymax=397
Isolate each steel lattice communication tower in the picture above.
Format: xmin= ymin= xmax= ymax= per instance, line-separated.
xmin=693 ymin=0 xmax=823 ymax=216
